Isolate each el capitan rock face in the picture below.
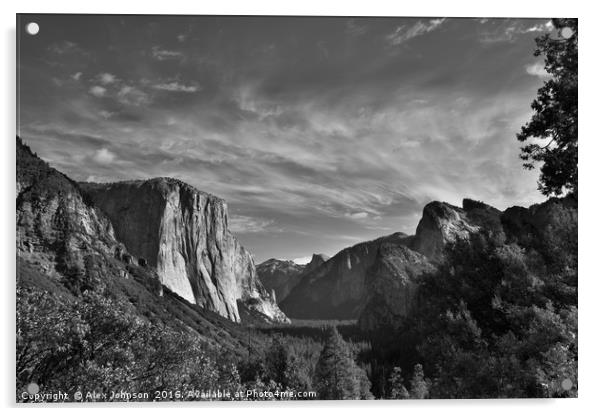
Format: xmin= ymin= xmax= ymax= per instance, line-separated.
xmin=81 ymin=178 xmax=289 ymax=323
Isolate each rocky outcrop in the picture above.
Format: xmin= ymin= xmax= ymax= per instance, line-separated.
xmin=303 ymin=253 xmax=330 ymax=274
xmin=16 ymin=137 xmax=119 ymax=273
xmin=81 ymin=178 xmax=289 ymax=324
xmin=412 ymin=201 xmax=480 ymax=260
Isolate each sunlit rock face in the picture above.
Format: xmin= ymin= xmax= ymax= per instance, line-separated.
xmin=412 ymin=201 xmax=480 ymax=260
xmin=303 ymin=253 xmax=330 ymax=274
xmin=81 ymin=178 xmax=289 ymax=323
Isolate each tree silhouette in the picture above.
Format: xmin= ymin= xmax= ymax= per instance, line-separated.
xmin=517 ymin=18 xmax=577 ymax=196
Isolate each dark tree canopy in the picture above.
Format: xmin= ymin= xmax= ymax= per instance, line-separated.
xmin=517 ymin=18 xmax=577 ymax=196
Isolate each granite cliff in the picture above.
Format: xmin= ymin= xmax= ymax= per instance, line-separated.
xmin=358 ymin=244 xmax=434 ymax=331
xmin=280 ymin=233 xmax=413 ymax=319
xmin=81 ymin=179 xmax=289 ymax=323
xmin=257 ymin=253 xmax=330 ymax=304
xmin=411 ymin=201 xmax=479 ymax=260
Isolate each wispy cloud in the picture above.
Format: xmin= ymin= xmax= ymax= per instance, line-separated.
xmin=151 ymin=46 xmax=183 ymax=61
xmin=525 ymin=20 xmax=554 ymax=33
xmin=479 ymin=20 xmax=553 ymax=44
xmin=152 ymin=81 xmax=200 ymax=93
xmin=229 ymin=215 xmax=281 ymax=234
xmin=344 ymin=212 xmax=369 ymax=220
xmin=117 ymin=85 xmax=151 ymax=106
xmin=385 ymin=18 xmax=446 ymax=46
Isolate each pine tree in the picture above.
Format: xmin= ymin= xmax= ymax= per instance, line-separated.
xmin=264 ymin=336 xmax=307 ymax=390
xmin=409 ymin=364 xmax=429 ymax=399
xmin=388 ymin=367 xmax=410 ymax=399
xmin=313 ymin=326 xmax=373 ymax=399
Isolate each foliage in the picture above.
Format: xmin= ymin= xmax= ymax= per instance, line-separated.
xmin=15 ymin=285 xmax=239 ymax=401
xmin=517 ymin=19 xmax=578 ymax=196
xmin=409 ymin=364 xmax=430 ymax=399
xmin=402 ymin=229 xmax=575 ymax=398
xmin=313 ymin=327 xmax=373 ymax=399
xmin=387 ymin=367 xmax=409 ymax=399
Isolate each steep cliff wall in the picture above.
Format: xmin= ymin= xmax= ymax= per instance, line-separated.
xmin=280 ymin=233 xmax=412 ymax=319
xmin=81 ymin=178 xmax=288 ymax=323
xmin=411 ymin=201 xmax=479 ymax=260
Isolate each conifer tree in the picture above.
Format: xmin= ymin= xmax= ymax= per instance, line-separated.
xmin=409 ymin=364 xmax=430 ymax=399
xmin=388 ymin=367 xmax=410 ymax=399
xmin=313 ymin=326 xmax=373 ymax=399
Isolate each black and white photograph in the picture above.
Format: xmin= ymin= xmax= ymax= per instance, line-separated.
xmin=15 ymin=12 xmax=577 ymax=402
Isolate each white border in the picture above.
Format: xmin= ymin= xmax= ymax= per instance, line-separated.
xmin=2 ymin=1 xmax=599 ymax=415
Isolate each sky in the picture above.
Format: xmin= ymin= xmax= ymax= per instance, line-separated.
xmin=17 ymin=14 xmax=553 ymax=264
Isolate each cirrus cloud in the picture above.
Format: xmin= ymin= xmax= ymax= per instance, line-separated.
xmin=152 ymin=81 xmax=200 ymax=93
